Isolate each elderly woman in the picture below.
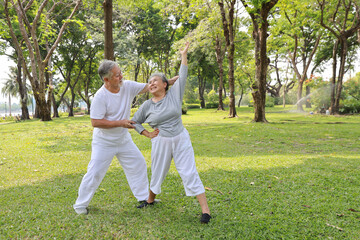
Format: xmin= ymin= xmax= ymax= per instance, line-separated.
xmin=131 ymin=42 xmax=211 ymax=224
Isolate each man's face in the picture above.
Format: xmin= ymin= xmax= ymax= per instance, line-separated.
xmin=107 ymin=66 xmax=123 ymax=87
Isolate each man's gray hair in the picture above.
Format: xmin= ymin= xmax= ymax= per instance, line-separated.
xmin=149 ymin=73 xmax=169 ymax=91
xmin=98 ymin=60 xmax=119 ymax=81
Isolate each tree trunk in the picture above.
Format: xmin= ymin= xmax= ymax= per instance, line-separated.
xmin=296 ymin=80 xmax=304 ymax=111
xmin=8 ymin=94 xmax=12 ymax=116
xmin=238 ymin=87 xmax=244 ymax=107
xmin=242 ymin=0 xmax=278 ymax=122
xmin=330 ymin=40 xmax=338 ymax=114
xmin=333 ymin=38 xmax=348 ymax=114
xmin=103 ymin=0 xmax=114 ymax=60
xmin=68 ymin=90 xmax=75 ymax=117
xmin=52 ymin=92 xmax=59 ymax=118
xmin=197 ymin=68 xmax=206 ymax=109
xmin=305 ymin=85 xmax=311 ymax=108
xmin=218 ymin=0 xmax=237 ymax=117
xmin=251 ymin=18 xmax=269 ymax=122
xmin=215 ymin=35 xmax=225 ymax=111
xmin=16 ymin=59 xmax=30 ymax=120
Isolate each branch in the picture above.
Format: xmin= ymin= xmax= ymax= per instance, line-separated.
xmin=44 ymin=0 xmax=82 ymax=66
xmin=303 ymin=34 xmax=322 ymax=78
xmin=218 ymin=0 xmax=231 ymax=46
xmin=24 ymin=0 xmax=35 ymax=11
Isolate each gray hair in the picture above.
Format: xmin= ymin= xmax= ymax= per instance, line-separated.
xmin=98 ymin=60 xmax=119 ymax=81
xmin=149 ymin=73 xmax=169 ymax=91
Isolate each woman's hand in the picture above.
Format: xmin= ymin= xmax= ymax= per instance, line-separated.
xmin=180 ymin=41 xmax=190 ymax=66
xmin=180 ymin=41 xmax=190 ymax=56
xmin=141 ymin=128 xmax=160 ymax=139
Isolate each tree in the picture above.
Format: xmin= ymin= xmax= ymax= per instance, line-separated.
xmin=4 ymin=0 xmax=82 ymax=121
xmin=218 ymin=0 xmax=238 ymax=117
xmin=277 ymin=0 xmax=323 ymax=111
xmin=1 ymin=68 xmax=19 ymax=116
xmin=240 ymin=0 xmax=278 ymax=122
xmin=317 ymin=0 xmax=360 ymax=114
xmin=0 ymin=5 xmax=30 ymax=120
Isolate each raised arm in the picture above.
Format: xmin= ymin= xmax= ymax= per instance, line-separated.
xmin=180 ymin=41 xmax=190 ymax=66
xmin=169 ymin=42 xmax=190 ymax=102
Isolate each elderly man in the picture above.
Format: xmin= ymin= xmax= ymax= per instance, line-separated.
xmin=73 ymin=60 xmax=177 ymax=215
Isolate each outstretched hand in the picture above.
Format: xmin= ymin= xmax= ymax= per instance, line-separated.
xmin=180 ymin=41 xmax=190 ymax=56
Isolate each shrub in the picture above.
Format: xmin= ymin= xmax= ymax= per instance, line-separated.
xmin=186 ymin=104 xmax=201 ymax=109
xmin=339 ymin=99 xmax=360 ymax=114
xmin=205 ymin=103 xmax=218 ymax=109
xmin=265 ymin=96 xmax=275 ymax=107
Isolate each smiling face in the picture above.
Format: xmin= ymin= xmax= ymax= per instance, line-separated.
xmin=148 ymin=76 xmax=167 ymax=95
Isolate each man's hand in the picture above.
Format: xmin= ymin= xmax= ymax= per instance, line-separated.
xmin=119 ymin=119 xmax=136 ymax=129
xmin=141 ymin=129 xmax=159 ymax=139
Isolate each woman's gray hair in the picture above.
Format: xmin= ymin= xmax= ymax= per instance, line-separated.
xmin=149 ymin=73 xmax=169 ymax=91
xmin=98 ymin=60 xmax=119 ymax=81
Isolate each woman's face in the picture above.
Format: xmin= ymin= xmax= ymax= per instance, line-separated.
xmin=148 ymin=76 xmax=167 ymax=95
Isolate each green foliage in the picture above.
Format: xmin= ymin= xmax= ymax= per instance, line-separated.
xmin=343 ymin=72 xmax=360 ymax=101
xmin=339 ymin=99 xmax=360 ymax=114
xmin=265 ymin=95 xmax=275 ymax=107
xmin=185 ymin=103 xmax=201 ymax=109
xmin=304 ymin=76 xmax=332 ymax=111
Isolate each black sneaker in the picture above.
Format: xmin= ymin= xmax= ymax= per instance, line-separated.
xmin=200 ymin=213 xmax=211 ymax=224
xmin=137 ymin=200 xmax=154 ymax=209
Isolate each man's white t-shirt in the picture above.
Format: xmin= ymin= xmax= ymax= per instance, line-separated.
xmin=90 ymin=80 xmax=146 ymax=145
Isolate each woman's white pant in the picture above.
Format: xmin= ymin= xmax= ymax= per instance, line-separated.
xmin=150 ymin=129 xmax=205 ymax=196
xmin=73 ymin=139 xmax=149 ymax=210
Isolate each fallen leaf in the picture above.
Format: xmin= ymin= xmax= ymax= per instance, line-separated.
xmin=336 ymin=213 xmax=345 ymax=217
xmin=205 ymin=187 xmax=213 ymax=191
xmin=216 ymin=190 xmax=224 ymax=195
xmin=302 ymin=205 xmax=311 ymax=208
xmin=349 ymin=209 xmax=359 ymax=212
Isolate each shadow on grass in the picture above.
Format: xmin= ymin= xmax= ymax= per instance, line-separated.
xmin=1 ymin=155 xmax=359 ymax=239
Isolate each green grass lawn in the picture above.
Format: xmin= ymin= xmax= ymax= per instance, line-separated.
xmin=1 ymin=106 xmax=360 ymax=239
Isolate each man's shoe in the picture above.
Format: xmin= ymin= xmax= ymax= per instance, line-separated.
xmin=74 ymin=208 xmax=88 ymax=215
xmin=137 ymin=200 xmax=154 ymax=209
xmin=200 ymin=213 xmax=211 ymax=224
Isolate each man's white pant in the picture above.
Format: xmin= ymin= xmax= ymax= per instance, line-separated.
xmin=73 ymin=138 xmax=149 ymax=210
xmin=150 ymin=129 xmax=205 ymax=196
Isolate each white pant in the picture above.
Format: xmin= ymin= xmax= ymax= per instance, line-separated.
xmin=150 ymin=129 xmax=205 ymax=196
xmin=73 ymin=138 xmax=149 ymax=210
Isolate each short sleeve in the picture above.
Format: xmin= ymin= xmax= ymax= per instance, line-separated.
xmin=90 ymin=94 xmax=106 ymax=119
xmin=126 ymin=81 xmax=147 ymax=99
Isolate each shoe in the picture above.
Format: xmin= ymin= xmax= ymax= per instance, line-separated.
xmin=74 ymin=208 xmax=88 ymax=215
xmin=200 ymin=213 xmax=211 ymax=224
xmin=137 ymin=200 xmax=155 ymax=209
